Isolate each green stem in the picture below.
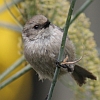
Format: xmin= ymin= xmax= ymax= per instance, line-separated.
xmin=13 ymin=0 xmax=26 ymax=22
xmin=0 ymin=64 xmax=32 ymax=89
xmin=0 ymin=0 xmax=24 ymax=13
xmin=70 ymin=0 xmax=93 ymax=24
xmin=0 ymin=22 xmax=22 ymax=32
xmin=51 ymin=8 xmax=57 ymax=22
xmin=0 ymin=56 xmax=25 ymax=81
xmin=4 ymin=0 xmax=23 ymax=29
xmin=33 ymin=0 xmax=37 ymax=15
xmin=47 ymin=0 xmax=76 ymax=100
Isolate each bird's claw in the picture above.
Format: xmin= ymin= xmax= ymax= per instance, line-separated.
xmin=56 ymin=55 xmax=83 ymax=72
xmin=56 ymin=55 xmax=73 ymax=72
xmin=55 ymin=60 xmax=61 ymax=68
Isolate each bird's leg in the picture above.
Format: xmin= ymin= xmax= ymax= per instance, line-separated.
xmin=61 ymin=55 xmax=83 ymax=65
xmin=56 ymin=55 xmax=73 ymax=72
xmin=56 ymin=55 xmax=83 ymax=72
xmin=56 ymin=55 xmax=69 ymax=67
xmin=61 ymin=55 xmax=74 ymax=72
xmin=61 ymin=55 xmax=69 ymax=65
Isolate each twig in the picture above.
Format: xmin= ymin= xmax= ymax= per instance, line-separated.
xmin=0 ymin=22 xmax=22 ymax=32
xmin=13 ymin=0 xmax=26 ymax=22
xmin=4 ymin=0 xmax=23 ymax=29
xmin=70 ymin=0 xmax=93 ymax=24
xmin=0 ymin=56 xmax=25 ymax=81
xmin=0 ymin=64 xmax=32 ymax=89
xmin=0 ymin=0 xmax=24 ymax=13
xmin=46 ymin=0 xmax=76 ymax=100
xmin=51 ymin=8 xmax=57 ymax=22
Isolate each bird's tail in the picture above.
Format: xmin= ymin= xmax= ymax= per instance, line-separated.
xmin=72 ymin=65 xmax=97 ymax=86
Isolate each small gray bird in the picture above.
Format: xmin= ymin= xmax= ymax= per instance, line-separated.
xmin=22 ymin=15 xmax=96 ymax=86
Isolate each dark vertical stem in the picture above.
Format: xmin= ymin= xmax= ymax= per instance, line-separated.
xmin=47 ymin=0 xmax=76 ymax=100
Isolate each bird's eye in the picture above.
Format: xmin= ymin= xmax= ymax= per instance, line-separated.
xmin=34 ymin=25 xmax=39 ymax=29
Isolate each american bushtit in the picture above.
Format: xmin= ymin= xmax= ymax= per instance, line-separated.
xmin=22 ymin=15 xmax=96 ymax=86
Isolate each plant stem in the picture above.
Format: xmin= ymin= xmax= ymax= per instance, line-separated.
xmin=0 ymin=0 xmax=24 ymax=13
xmin=46 ymin=0 xmax=76 ymax=100
xmin=4 ymin=0 xmax=23 ymax=29
xmin=0 ymin=22 xmax=22 ymax=32
xmin=51 ymin=8 xmax=57 ymax=22
xmin=0 ymin=64 xmax=32 ymax=89
xmin=0 ymin=56 xmax=25 ymax=81
xmin=70 ymin=0 xmax=93 ymax=24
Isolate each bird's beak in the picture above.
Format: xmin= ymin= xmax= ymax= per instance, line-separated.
xmin=43 ymin=20 xmax=50 ymax=29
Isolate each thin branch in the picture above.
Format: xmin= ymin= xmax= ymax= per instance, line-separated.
xmin=70 ymin=0 xmax=93 ymax=24
xmin=46 ymin=0 xmax=76 ymax=100
xmin=0 ymin=0 xmax=24 ymax=13
xmin=0 ymin=64 xmax=32 ymax=89
xmin=0 ymin=56 xmax=25 ymax=81
xmin=0 ymin=22 xmax=22 ymax=32
xmin=4 ymin=0 xmax=23 ymax=29
xmin=13 ymin=0 xmax=26 ymax=22
xmin=51 ymin=8 xmax=57 ymax=22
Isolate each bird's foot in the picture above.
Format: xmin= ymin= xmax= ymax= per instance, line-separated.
xmin=56 ymin=55 xmax=83 ymax=72
xmin=56 ymin=55 xmax=73 ymax=72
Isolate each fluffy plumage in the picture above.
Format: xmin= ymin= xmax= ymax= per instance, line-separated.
xmin=22 ymin=15 xmax=96 ymax=86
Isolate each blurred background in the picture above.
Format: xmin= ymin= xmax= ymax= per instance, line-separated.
xmin=75 ymin=0 xmax=100 ymax=53
xmin=0 ymin=0 xmax=100 ymax=100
